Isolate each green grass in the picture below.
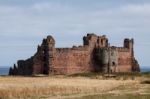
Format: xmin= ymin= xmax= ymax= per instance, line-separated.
xmin=68 ymin=72 xmax=144 ymax=80
xmin=69 ymin=72 xmax=143 ymax=77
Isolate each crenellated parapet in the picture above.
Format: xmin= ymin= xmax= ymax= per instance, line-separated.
xmin=83 ymin=33 xmax=108 ymax=48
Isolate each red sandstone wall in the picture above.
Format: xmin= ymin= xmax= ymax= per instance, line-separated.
xmin=51 ymin=48 xmax=94 ymax=74
xmin=117 ymin=51 xmax=132 ymax=72
xmin=52 ymin=50 xmax=69 ymax=74
xmin=67 ymin=50 xmax=92 ymax=74
xmin=32 ymin=52 xmax=44 ymax=74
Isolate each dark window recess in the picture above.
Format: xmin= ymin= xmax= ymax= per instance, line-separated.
xmin=106 ymin=40 xmax=108 ymax=44
xmin=43 ymin=56 xmax=46 ymax=61
xmin=97 ymin=39 xmax=99 ymax=43
xmin=112 ymin=62 xmax=115 ymax=66
xmin=101 ymin=39 xmax=103 ymax=45
xmin=44 ymin=49 xmax=47 ymax=54
xmin=43 ymin=63 xmax=49 ymax=74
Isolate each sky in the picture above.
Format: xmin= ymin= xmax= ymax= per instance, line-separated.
xmin=0 ymin=0 xmax=150 ymax=68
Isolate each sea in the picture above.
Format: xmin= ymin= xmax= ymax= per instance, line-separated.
xmin=0 ymin=67 xmax=10 ymax=75
xmin=0 ymin=66 xmax=149 ymax=75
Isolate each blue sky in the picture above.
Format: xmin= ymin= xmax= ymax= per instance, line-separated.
xmin=0 ymin=0 xmax=150 ymax=68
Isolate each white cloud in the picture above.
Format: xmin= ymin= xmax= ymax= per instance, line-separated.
xmin=121 ymin=3 xmax=150 ymax=14
xmin=31 ymin=2 xmax=68 ymax=13
xmin=0 ymin=1 xmax=150 ymax=66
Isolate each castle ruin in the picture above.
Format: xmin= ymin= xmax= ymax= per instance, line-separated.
xmin=9 ymin=33 xmax=140 ymax=75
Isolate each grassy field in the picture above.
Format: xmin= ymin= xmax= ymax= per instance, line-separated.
xmin=0 ymin=73 xmax=149 ymax=99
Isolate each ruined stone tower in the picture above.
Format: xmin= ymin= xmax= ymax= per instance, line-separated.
xmin=9 ymin=33 xmax=140 ymax=75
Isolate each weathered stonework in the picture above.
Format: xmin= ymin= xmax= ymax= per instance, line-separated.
xmin=9 ymin=33 xmax=140 ymax=75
